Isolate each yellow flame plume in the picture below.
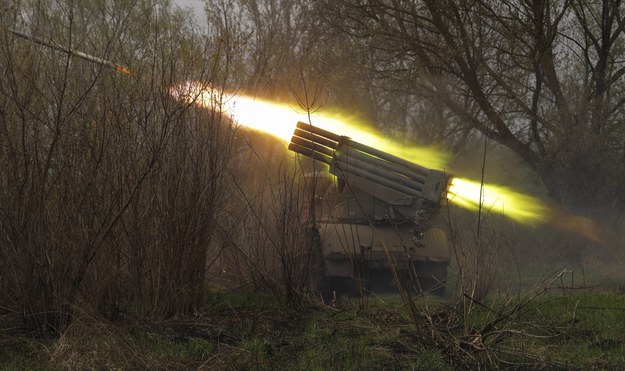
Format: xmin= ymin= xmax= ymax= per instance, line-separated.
xmin=446 ymin=178 xmax=605 ymax=243
xmin=171 ymin=82 xmax=449 ymax=169
xmin=447 ymin=177 xmax=548 ymax=224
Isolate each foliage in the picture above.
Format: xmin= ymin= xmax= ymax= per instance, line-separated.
xmin=3 ymin=288 xmax=625 ymax=369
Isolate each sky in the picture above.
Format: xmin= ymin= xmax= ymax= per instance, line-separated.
xmin=174 ymin=0 xmax=205 ymax=21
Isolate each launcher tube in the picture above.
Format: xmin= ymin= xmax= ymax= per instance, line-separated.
xmin=288 ymin=142 xmax=333 ymax=164
xmin=290 ymin=136 xmax=334 ymax=158
xmin=293 ymin=128 xmax=338 ymax=150
xmin=295 ymin=121 xmax=343 ymax=143
xmin=295 ymin=121 xmax=431 ymax=179
xmin=341 ymin=138 xmax=430 ymax=177
xmin=290 ymin=121 xmax=449 ymax=202
xmin=330 ymin=160 xmax=423 ymax=199
xmin=334 ymin=150 xmax=425 ymax=191
xmin=337 ymin=147 xmax=427 ymax=184
xmin=292 ymin=131 xmax=427 ymax=189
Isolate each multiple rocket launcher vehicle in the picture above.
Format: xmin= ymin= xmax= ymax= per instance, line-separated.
xmin=289 ymin=122 xmax=452 ymax=297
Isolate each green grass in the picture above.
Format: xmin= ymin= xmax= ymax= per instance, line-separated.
xmin=3 ymin=290 xmax=625 ymax=369
xmin=447 ymin=290 xmax=625 ymax=368
xmin=295 ymin=310 xmax=378 ymax=369
xmin=532 ymin=292 xmax=625 ymax=368
xmin=204 ymin=289 xmax=284 ymax=311
xmin=0 ymin=340 xmax=52 ymax=371
xmin=138 ymin=333 xmax=216 ymax=360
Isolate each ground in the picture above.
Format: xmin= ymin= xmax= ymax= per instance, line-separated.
xmin=2 ymin=289 xmax=625 ymax=369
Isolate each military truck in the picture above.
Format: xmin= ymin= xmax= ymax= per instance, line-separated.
xmin=288 ymin=122 xmax=451 ymax=298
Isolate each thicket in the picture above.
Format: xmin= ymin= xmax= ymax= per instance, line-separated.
xmin=0 ymin=0 xmax=235 ymax=335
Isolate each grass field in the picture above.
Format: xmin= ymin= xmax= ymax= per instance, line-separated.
xmin=2 ymin=286 xmax=625 ymax=370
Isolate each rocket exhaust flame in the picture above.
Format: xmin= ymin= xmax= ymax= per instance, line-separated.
xmin=172 ymin=82 xmax=449 ymax=170
xmin=447 ymin=177 xmax=548 ymax=224
xmin=173 ymin=82 xmax=605 ymax=243
xmin=447 ymin=178 xmax=606 ymax=243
